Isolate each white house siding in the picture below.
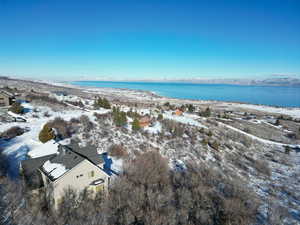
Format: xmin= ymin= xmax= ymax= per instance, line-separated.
xmin=49 ymin=159 xmax=109 ymax=209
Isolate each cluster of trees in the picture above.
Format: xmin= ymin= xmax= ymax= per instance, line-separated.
xmin=161 ymin=119 xmax=185 ymax=137
xmin=157 ymin=113 xmax=163 ymax=120
xmin=66 ymin=100 xmax=85 ymax=108
xmin=25 ymin=94 xmax=67 ymax=108
xmin=126 ymin=109 xmax=141 ymax=119
xmin=112 ymin=107 xmax=127 ymax=127
xmin=163 ymin=102 xmax=196 ymax=113
xmin=94 ymin=97 xmax=111 ymax=109
xmin=131 ymin=118 xmax=141 ymax=131
xmin=199 ymin=107 xmax=211 ymax=117
xmin=0 ymin=151 xmax=260 ymax=225
xmin=179 ymin=104 xmax=195 ymax=113
xmin=9 ymin=102 xmax=24 ymax=114
xmin=163 ymin=102 xmax=176 ymax=110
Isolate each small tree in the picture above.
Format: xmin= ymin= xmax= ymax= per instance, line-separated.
xmin=132 ymin=118 xmax=141 ymax=132
xmin=127 ymin=109 xmax=140 ymax=118
xmin=187 ymin=104 xmax=195 ymax=113
xmin=77 ymin=101 xmax=84 ymax=108
xmin=119 ymin=111 xmax=127 ymax=127
xmin=207 ymin=130 xmax=213 ymax=137
xmin=209 ymin=140 xmax=220 ymax=150
xmin=199 ymin=107 xmax=211 ymax=117
xmin=102 ymin=98 xmax=111 ymax=109
xmin=112 ymin=107 xmax=127 ymax=127
xmin=39 ymin=124 xmax=55 ymax=143
xmin=157 ymin=114 xmax=163 ymax=121
xmin=163 ymin=102 xmax=170 ymax=107
xmin=9 ymin=102 xmax=24 ymax=114
xmin=179 ymin=104 xmax=186 ymax=112
xmin=94 ymin=97 xmax=111 ymax=109
xmin=284 ymin=145 xmax=291 ymax=155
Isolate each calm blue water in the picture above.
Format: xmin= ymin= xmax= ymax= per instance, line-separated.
xmin=71 ymin=81 xmax=300 ymax=107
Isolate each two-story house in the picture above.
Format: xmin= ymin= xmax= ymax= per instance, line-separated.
xmin=0 ymin=89 xmax=15 ymax=107
xmin=21 ymin=142 xmax=112 ymax=209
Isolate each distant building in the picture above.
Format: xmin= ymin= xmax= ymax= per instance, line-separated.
xmin=52 ymin=91 xmax=68 ymax=96
xmin=173 ymin=109 xmax=183 ymax=116
xmin=244 ymin=114 xmax=257 ymax=120
xmin=0 ymin=89 xmax=15 ymax=107
xmin=139 ymin=116 xmax=151 ymax=127
xmin=265 ymin=118 xmax=277 ymax=125
xmin=21 ymin=142 xmax=112 ymax=209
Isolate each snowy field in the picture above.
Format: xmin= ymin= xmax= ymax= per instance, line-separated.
xmin=163 ymin=112 xmax=207 ymax=129
xmin=0 ymin=102 xmax=110 ymax=178
xmin=232 ymin=103 xmax=300 ymax=119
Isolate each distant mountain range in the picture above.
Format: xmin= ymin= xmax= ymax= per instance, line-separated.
xmin=1 ymin=75 xmax=300 ymax=87
xmin=76 ymin=77 xmax=300 ymax=86
xmin=164 ymin=77 xmax=300 ymax=86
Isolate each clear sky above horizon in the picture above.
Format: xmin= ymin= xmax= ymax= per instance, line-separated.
xmin=0 ymin=0 xmax=299 ymax=81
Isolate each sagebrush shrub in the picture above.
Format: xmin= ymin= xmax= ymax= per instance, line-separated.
xmin=9 ymin=102 xmax=24 ymax=114
xmin=0 ymin=126 xmax=24 ymax=139
xmin=108 ymin=144 xmax=128 ymax=159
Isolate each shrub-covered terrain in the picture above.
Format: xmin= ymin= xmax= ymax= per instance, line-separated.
xmin=0 ymin=126 xmax=24 ymax=140
xmin=0 ymin=77 xmax=299 ymax=225
xmin=0 ymin=151 xmax=259 ymax=225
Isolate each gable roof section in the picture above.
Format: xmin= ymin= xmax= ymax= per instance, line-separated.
xmin=23 ymin=141 xmax=110 ymax=183
xmin=0 ymin=89 xmax=15 ymax=98
xmin=53 ymin=158 xmax=110 ymax=184
xmin=40 ymin=145 xmax=85 ymax=181
xmin=68 ymin=140 xmax=104 ymax=165
xmin=21 ymin=154 xmax=56 ymax=177
xmin=40 ymin=143 xmax=110 ymax=182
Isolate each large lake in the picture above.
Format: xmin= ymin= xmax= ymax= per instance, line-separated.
xmin=71 ymin=81 xmax=300 ymax=108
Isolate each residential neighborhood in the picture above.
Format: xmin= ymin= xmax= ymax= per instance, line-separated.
xmin=0 ymin=78 xmax=299 ymax=224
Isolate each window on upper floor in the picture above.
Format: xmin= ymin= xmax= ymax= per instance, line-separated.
xmin=88 ymin=171 xmax=95 ymax=178
xmin=95 ymin=184 xmax=104 ymax=192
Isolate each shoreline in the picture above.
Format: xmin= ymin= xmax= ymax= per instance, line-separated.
xmin=64 ymin=81 xmax=300 ymax=119
xmin=1 ymin=77 xmax=300 ymax=119
xmin=68 ymin=81 xmax=300 ymax=109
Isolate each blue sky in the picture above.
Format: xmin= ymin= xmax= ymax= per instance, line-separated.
xmin=0 ymin=0 xmax=299 ymax=81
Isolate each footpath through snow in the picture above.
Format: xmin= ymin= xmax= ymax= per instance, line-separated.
xmin=218 ymin=121 xmax=299 ymax=148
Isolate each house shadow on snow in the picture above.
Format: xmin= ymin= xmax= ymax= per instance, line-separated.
xmin=0 ymin=138 xmax=29 ymax=179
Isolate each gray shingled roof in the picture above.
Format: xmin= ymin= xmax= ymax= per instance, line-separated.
xmin=40 ymin=145 xmax=85 ymax=181
xmin=68 ymin=140 xmax=104 ymax=165
xmin=0 ymin=90 xmax=15 ymax=98
xmin=21 ymin=154 xmax=56 ymax=177
xmin=22 ymin=141 xmax=106 ymax=182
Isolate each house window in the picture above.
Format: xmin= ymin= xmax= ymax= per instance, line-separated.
xmin=56 ymin=197 xmax=63 ymax=206
xmin=95 ymin=185 xmax=104 ymax=192
xmin=88 ymin=171 xmax=95 ymax=178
